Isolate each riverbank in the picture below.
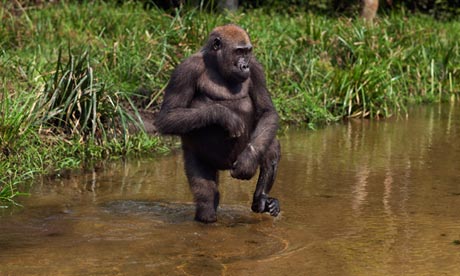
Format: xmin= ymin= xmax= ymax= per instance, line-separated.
xmin=1 ymin=2 xmax=459 ymax=205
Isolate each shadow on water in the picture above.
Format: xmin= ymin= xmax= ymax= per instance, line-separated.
xmin=1 ymin=103 xmax=460 ymax=275
xmin=100 ymin=200 xmax=269 ymax=226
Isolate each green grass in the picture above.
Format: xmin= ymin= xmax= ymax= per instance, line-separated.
xmin=1 ymin=1 xmax=459 ymax=205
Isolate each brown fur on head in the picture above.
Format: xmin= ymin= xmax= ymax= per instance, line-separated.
xmin=210 ymin=24 xmax=251 ymax=45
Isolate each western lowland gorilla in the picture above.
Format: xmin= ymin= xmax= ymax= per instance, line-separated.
xmin=155 ymin=24 xmax=281 ymax=223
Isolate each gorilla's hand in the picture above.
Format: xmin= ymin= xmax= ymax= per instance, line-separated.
xmin=231 ymin=144 xmax=258 ymax=180
xmin=251 ymin=194 xmax=280 ymax=217
xmin=215 ymin=105 xmax=245 ymax=138
xmin=225 ymin=112 xmax=245 ymax=138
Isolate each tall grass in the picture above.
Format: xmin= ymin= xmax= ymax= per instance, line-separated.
xmin=0 ymin=2 xmax=459 ymax=204
xmin=245 ymin=11 xmax=460 ymax=122
xmin=38 ymin=48 xmax=144 ymax=144
xmin=0 ymin=89 xmax=39 ymax=204
xmin=3 ymin=2 xmax=458 ymax=123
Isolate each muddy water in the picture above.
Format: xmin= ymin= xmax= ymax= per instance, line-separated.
xmin=1 ymin=104 xmax=460 ymax=276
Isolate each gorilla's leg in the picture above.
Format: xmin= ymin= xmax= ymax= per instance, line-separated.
xmin=184 ymin=150 xmax=219 ymax=223
xmin=251 ymin=139 xmax=281 ymax=216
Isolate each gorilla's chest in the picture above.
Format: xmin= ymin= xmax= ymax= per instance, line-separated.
xmin=191 ymin=93 xmax=254 ymax=125
xmin=196 ymin=71 xmax=250 ymax=98
xmin=194 ymin=75 xmax=254 ymax=121
xmin=216 ymin=96 xmax=253 ymax=116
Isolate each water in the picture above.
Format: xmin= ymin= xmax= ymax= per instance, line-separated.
xmin=1 ymin=104 xmax=460 ymax=275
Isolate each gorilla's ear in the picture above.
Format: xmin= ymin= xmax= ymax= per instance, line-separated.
xmin=213 ymin=37 xmax=222 ymax=51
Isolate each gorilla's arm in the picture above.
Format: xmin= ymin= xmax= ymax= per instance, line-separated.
xmin=231 ymin=61 xmax=279 ymax=180
xmin=247 ymin=62 xmax=279 ymax=154
xmin=155 ymin=57 xmax=244 ymax=137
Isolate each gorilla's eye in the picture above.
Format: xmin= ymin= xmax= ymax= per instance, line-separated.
xmin=213 ymin=37 xmax=222 ymax=51
xmin=235 ymin=47 xmax=252 ymax=56
xmin=235 ymin=48 xmax=244 ymax=55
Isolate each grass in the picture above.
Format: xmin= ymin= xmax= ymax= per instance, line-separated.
xmin=0 ymin=1 xmax=459 ymax=205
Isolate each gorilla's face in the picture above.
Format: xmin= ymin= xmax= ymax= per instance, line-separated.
xmin=207 ymin=26 xmax=253 ymax=84
xmin=228 ymin=43 xmax=252 ymax=82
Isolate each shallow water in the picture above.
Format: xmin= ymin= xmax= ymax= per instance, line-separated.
xmin=1 ymin=103 xmax=460 ymax=276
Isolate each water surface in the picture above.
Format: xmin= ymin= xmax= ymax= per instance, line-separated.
xmin=1 ymin=104 xmax=460 ymax=275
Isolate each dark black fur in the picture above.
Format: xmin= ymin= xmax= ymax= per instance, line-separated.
xmin=155 ymin=24 xmax=281 ymax=223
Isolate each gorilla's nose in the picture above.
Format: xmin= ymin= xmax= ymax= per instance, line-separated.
xmin=240 ymin=63 xmax=249 ymax=72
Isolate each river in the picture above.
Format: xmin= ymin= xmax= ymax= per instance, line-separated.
xmin=1 ymin=103 xmax=459 ymax=275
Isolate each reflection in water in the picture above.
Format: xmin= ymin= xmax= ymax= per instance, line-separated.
xmin=352 ymin=163 xmax=370 ymax=216
xmin=1 ymin=104 xmax=460 ymax=275
xmin=383 ymin=169 xmax=393 ymax=216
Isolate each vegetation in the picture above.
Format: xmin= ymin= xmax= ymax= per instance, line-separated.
xmin=239 ymin=0 xmax=460 ymax=19
xmin=1 ymin=1 xmax=459 ymax=205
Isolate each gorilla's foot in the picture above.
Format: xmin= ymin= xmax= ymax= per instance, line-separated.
xmin=195 ymin=206 xmax=217 ymax=223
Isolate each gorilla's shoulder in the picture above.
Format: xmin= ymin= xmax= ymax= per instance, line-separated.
xmin=170 ymin=53 xmax=205 ymax=80
xmin=250 ymin=58 xmax=267 ymax=85
xmin=174 ymin=53 xmax=205 ymax=77
xmin=251 ymin=58 xmax=265 ymax=72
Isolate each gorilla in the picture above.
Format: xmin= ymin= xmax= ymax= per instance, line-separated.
xmin=155 ymin=24 xmax=281 ymax=223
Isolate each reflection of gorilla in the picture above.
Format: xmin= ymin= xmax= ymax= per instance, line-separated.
xmin=155 ymin=24 xmax=281 ymax=223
